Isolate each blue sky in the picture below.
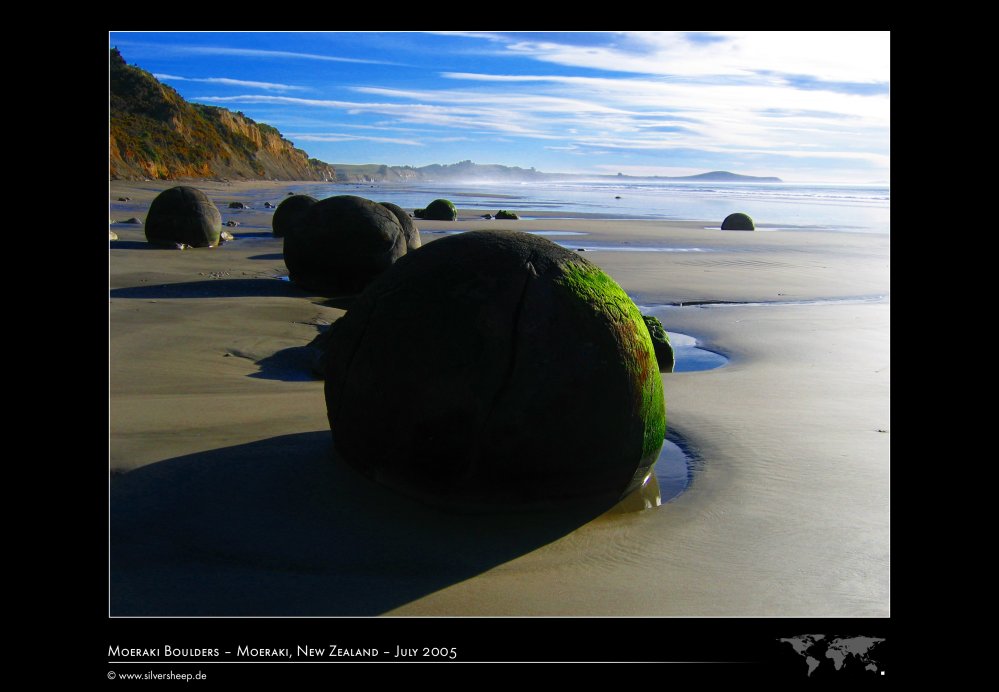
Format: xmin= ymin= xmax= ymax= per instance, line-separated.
xmin=109 ymin=32 xmax=890 ymax=183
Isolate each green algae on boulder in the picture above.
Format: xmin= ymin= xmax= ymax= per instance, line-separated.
xmin=144 ymin=186 xmax=222 ymax=248
xmin=721 ymin=212 xmax=755 ymax=230
xmin=271 ymin=194 xmax=317 ymax=238
xmin=641 ymin=315 xmax=675 ymax=373
xmin=413 ymin=198 xmax=457 ymax=221
xmin=495 ymin=210 xmax=519 ymax=220
xmin=324 ymin=229 xmax=666 ymax=511
xmin=284 ymin=195 xmax=409 ymax=295
xmin=379 ymin=202 xmax=422 ymax=251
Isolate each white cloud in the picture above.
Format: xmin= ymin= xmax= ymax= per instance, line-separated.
xmin=495 ymin=31 xmax=889 ymax=84
xmin=287 ymin=133 xmax=425 ymax=146
xmin=115 ymin=40 xmax=395 ymax=65
xmin=154 ymin=74 xmax=306 ymax=92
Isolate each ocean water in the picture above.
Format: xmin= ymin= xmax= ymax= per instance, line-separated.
xmin=307 ymin=179 xmax=890 ymax=234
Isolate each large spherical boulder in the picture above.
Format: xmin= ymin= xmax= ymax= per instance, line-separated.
xmin=641 ymin=315 xmax=675 ymax=373
xmin=284 ymin=195 xmax=409 ymax=295
xmin=414 ymin=198 xmax=457 ymax=221
xmin=721 ymin=212 xmax=755 ymax=231
xmin=144 ymin=186 xmax=222 ymax=248
xmin=325 ymin=230 xmax=666 ymax=511
xmin=379 ymin=202 xmax=422 ymax=251
xmin=272 ymin=194 xmax=318 ymax=237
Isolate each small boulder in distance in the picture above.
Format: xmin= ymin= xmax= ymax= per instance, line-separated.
xmin=414 ymin=198 xmax=457 ymax=221
xmin=721 ymin=212 xmax=755 ymax=231
xmin=495 ymin=210 xmax=519 ymax=220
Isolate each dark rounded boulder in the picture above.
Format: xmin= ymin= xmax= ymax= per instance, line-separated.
xmin=284 ymin=195 xmax=409 ymax=295
xmin=271 ymin=194 xmax=318 ymax=238
xmin=379 ymin=202 xmax=422 ymax=251
xmin=641 ymin=315 xmax=675 ymax=373
xmin=721 ymin=212 xmax=755 ymax=231
xmin=228 ymin=201 xmax=249 ymax=209
xmin=495 ymin=210 xmax=519 ymax=220
xmin=264 ymin=202 xmax=276 ymax=209
xmin=414 ymin=198 xmax=457 ymax=221
xmin=144 ymin=186 xmax=222 ymax=248
xmin=325 ymin=230 xmax=666 ymax=511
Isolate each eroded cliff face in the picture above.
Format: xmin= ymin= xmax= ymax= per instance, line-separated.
xmin=109 ymin=48 xmax=336 ymax=182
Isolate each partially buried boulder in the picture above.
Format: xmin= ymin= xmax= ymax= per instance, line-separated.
xmin=721 ymin=212 xmax=755 ymax=231
xmin=144 ymin=186 xmax=222 ymax=248
xmin=414 ymin=198 xmax=457 ymax=221
xmin=271 ymin=194 xmax=317 ymax=238
xmin=641 ymin=315 xmax=675 ymax=373
xmin=283 ymin=195 xmax=409 ymax=295
xmin=325 ymin=230 xmax=666 ymax=511
xmin=495 ymin=210 xmax=519 ymax=220
xmin=228 ymin=202 xmax=249 ymax=209
xmin=379 ymin=202 xmax=422 ymax=251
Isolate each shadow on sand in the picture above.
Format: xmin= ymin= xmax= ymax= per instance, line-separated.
xmin=109 ymin=240 xmax=165 ymax=250
xmin=109 ymin=279 xmax=310 ymax=299
xmin=248 ymin=345 xmax=321 ymax=381
xmin=110 ymin=431 xmax=613 ymax=615
xmin=248 ymin=253 xmax=284 ymax=261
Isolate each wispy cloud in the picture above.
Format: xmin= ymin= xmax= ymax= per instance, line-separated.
xmin=198 ymin=69 xmax=889 ymax=168
xmin=493 ymin=31 xmax=890 ymax=84
xmin=195 ymin=94 xmax=561 ymax=137
xmin=115 ymin=40 xmax=396 ymax=65
xmin=286 ymin=133 xmax=425 ymax=146
xmin=154 ymin=74 xmax=306 ymax=92
xmin=148 ymin=31 xmax=887 ymax=179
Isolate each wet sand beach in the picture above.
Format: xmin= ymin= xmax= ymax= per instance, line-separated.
xmin=109 ymin=180 xmax=889 ymax=616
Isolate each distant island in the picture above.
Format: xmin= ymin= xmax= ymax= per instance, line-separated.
xmin=109 ymin=48 xmax=781 ymax=185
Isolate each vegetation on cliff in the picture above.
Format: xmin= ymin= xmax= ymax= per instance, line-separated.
xmin=109 ymin=48 xmax=336 ymax=181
